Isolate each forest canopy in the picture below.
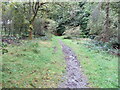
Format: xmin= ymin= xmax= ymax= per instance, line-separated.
xmin=1 ymin=1 xmax=119 ymax=48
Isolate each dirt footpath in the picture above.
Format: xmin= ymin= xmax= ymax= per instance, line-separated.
xmin=59 ymin=40 xmax=89 ymax=88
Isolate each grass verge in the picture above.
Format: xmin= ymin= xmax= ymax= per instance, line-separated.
xmin=2 ymin=37 xmax=65 ymax=88
xmin=61 ymin=37 xmax=118 ymax=88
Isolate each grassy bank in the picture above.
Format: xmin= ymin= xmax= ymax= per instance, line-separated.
xmin=61 ymin=37 xmax=118 ymax=88
xmin=2 ymin=37 xmax=65 ymax=88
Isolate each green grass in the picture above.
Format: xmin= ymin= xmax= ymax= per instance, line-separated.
xmin=61 ymin=38 xmax=118 ymax=88
xmin=2 ymin=37 xmax=65 ymax=88
xmin=1 ymin=36 xmax=118 ymax=88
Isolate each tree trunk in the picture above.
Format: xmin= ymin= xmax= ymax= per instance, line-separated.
xmin=28 ymin=2 xmax=47 ymax=40
xmin=28 ymin=2 xmax=40 ymax=40
xmin=29 ymin=27 xmax=33 ymax=40
xmin=28 ymin=1 xmax=33 ymax=40
xmin=102 ymin=0 xmax=110 ymax=42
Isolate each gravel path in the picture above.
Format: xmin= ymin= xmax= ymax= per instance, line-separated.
xmin=58 ymin=40 xmax=89 ymax=88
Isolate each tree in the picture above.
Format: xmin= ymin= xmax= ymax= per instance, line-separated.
xmin=101 ymin=0 xmax=110 ymax=42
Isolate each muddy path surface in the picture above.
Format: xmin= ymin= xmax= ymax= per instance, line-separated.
xmin=58 ymin=40 xmax=89 ymax=88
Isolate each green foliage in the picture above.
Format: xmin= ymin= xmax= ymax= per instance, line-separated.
xmin=1 ymin=42 xmax=8 ymax=54
xmin=2 ymin=2 xmax=119 ymax=43
xmin=1 ymin=42 xmax=7 ymax=48
xmin=2 ymin=3 xmax=29 ymax=37
xmin=2 ymin=49 xmax=8 ymax=54
xmin=88 ymin=2 xmax=119 ymax=46
xmin=47 ymin=2 xmax=90 ymax=36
